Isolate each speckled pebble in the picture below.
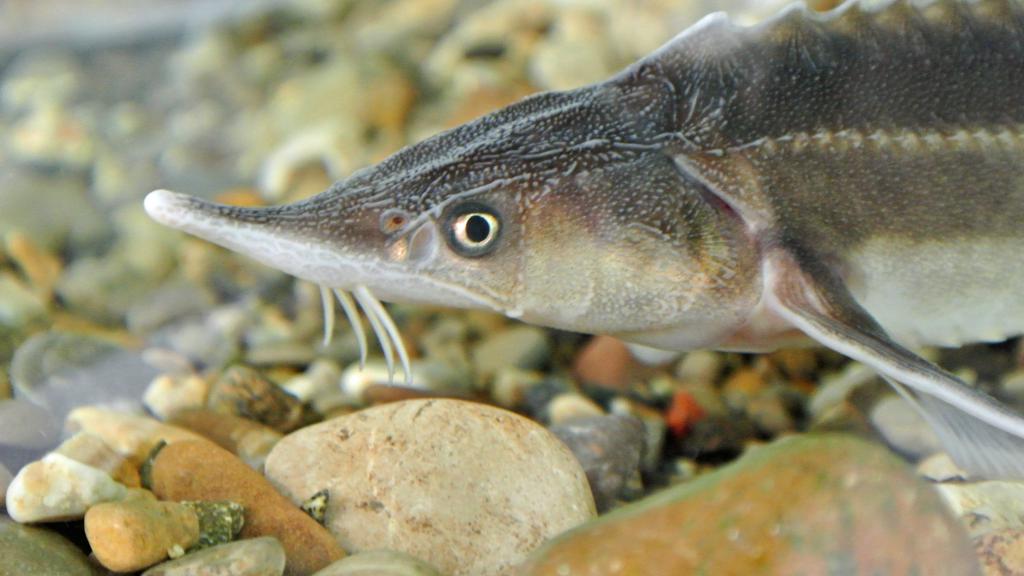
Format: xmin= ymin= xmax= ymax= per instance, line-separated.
xmin=975 ymin=529 xmax=1024 ymax=576
xmin=265 ymin=399 xmax=595 ymax=576
xmin=143 ymin=536 xmax=287 ymax=576
xmin=208 ymin=365 xmax=305 ymax=433
xmin=312 ymin=549 xmax=445 ymax=576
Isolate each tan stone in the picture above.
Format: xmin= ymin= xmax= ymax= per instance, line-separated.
xmin=55 ymin=431 xmax=140 ymax=487
xmin=168 ymin=408 xmax=282 ymax=470
xmin=265 ymin=399 xmax=596 ymax=576
xmin=85 ymin=499 xmax=199 ymax=573
xmin=151 ymin=440 xmax=344 ymax=576
xmin=65 ymin=407 xmax=206 ymax=461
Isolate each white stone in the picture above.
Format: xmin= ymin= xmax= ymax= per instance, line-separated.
xmin=265 ymin=399 xmax=595 ymax=576
xmin=6 ymin=453 xmax=127 ymax=522
xmin=143 ymin=373 xmax=209 ymax=420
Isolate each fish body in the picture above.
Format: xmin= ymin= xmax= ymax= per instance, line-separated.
xmin=146 ymin=0 xmax=1024 ymax=478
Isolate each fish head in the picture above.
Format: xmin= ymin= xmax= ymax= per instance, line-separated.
xmin=144 ymin=67 xmax=760 ymax=345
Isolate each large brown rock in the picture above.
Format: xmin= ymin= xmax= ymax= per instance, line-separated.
xmin=265 ymin=399 xmax=595 ymax=576
xmin=520 ymin=434 xmax=980 ymax=576
xmin=150 ymin=440 xmax=345 ymax=576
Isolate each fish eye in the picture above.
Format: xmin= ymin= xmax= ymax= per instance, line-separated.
xmin=446 ymin=204 xmax=501 ymax=257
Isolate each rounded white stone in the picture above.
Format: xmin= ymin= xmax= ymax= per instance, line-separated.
xmin=6 ymin=453 xmax=127 ymax=522
xmin=265 ymin=399 xmax=595 ymax=576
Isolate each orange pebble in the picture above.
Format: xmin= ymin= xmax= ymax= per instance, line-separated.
xmin=666 ymin=390 xmax=705 ymax=438
xmin=151 ymin=440 xmax=344 ymax=576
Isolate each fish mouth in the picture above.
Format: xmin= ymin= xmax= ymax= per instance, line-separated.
xmin=144 ymin=188 xmax=508 ymax=384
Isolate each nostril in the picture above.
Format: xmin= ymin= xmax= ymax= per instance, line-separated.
xmin=380 ymin=208 xmax=410 ymax=234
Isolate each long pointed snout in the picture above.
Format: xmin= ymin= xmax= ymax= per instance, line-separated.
xmin=144 ymin=189 xmax=283 ymax=247
xmin=144 ymin=188 xmax=361 ymax=285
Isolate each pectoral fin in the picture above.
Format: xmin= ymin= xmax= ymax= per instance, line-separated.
xmin=765 ymin=250 xmax=1024 ymax=479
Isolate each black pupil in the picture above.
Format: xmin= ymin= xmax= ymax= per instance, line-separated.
xmin=465 ymin=215 xmax=491 ymax=243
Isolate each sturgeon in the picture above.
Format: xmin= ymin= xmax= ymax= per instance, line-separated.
xmin=145 ymin=0 xmax=1024 ymax=478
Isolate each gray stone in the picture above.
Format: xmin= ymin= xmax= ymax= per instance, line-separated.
xmin=0 ymin=463 xmax=11 ymax=505
xmin=0 ymin=399 xmax=60 ymax=450
xmin=313 ymin=549 xmax=445 ymax=576
xmin=549 ymin=415 xmax=646 ymax=512
xmin=0 ymin=169 xmax=107 ymax=252
xmin=142 ymin=536 xmax=286 ymax=576
xmin=0 ymin=516 xmax=94 ymax=576
xmin=55 ymin=256 xmax=159 ymax=323
xmin=0 ymin=273 xmax=47 ymax=330
xmin=471 ymin=326 xmax=550 ymax=382
xmin=126 ymin=280 xmax=216 ymax=335
xmin=10 ymin=331 xmax=160 ymax=424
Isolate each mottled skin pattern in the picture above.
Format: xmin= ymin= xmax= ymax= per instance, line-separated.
xmin=147 ymin=0 xmax=1024 ymax=478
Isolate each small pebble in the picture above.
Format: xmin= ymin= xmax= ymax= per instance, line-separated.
xmin=675 ymin=413 xmax=758 ymax=459
xmin=916 ymin=452 xmax=967 ymax=482
xmin=549 ymin=415 xmax=646 ymax=512
xmin=183 ymin=500 xmax=246 ymax=549
xmin=85 ymin=498 xmax=200 ymax=573
xmin=489 ymin=367 xmax=544 ymax=409
xmin=573 ymin=335 xmax=634 ymax=391
xmin=471 ymin=325 xmax=550 ymax=383
xmin=208 ymin=365 xmax=305 ymax=433
xmin=312 ymin=549 xmax=445 ymax=576
xmin=169 ymin=408 xmax=283 ymax=470
xmin=6 ymin=452 xmax=127 ymax=522
xmin=608 ymin=397 xmax=666 ymax=474
xmin=4 ymin=230 xmax=61 ymax=301
xmin=869 ymin=395 xmax=942 ymax=460
xmin=65 ymin=407 xmax=207 ymax=461
xmin=54 ymin=431 xmax=140 ymax=487
xmin=0 ymin=515 xmax=94 ymax=576
xmin=674 ymin=350 xmax=724 ymax=385
xmin=282 ymin=360 xmax=347 ymax=414
xmin=151 ymin=440 xmax=345 ymax=576
xmin=665 ymin=390 xmax=705 ymax=438
xmin=546 ymin=392 xmax=604 ymax=425
xmin=145 ymin=373 xmax=211 ymax=420
xmin=143 ymin=536 xmax=287 ymax=576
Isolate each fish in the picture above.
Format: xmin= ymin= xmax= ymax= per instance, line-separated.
xmin=145 ymin=0 xmax=1024 ymax=479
